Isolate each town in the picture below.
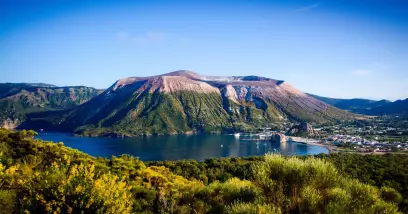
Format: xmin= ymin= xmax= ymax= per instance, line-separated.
xmin=245 ymin=115 xmax=408 ymax=154
xmin=301 ymin=115 xmax=408 ymax=153
xmin=324 ymin=134 xmax=408 ymax=153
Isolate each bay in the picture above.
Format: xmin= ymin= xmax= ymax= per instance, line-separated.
xmin=36 ymin=132 xmax=328 ymax=161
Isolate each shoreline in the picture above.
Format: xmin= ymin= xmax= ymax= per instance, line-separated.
xmin=289 ymin=137 xmax=337 ymax=154
xmin=297 ymin=140 xmax=408 ymax=155
xmin=302 ymin=141 xmax=337 ymax=154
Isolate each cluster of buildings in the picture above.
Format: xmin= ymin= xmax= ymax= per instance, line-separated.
xmin=265 ymin=117 xmax=408 ymax=154
xmin=321 ymin=120 xmax=408 ymax=136
xmin=326 ymin=134 xmax=408 ymax=153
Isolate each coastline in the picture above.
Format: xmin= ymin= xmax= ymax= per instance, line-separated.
xmin=294 ymin=138 xmax=408 ymax=155
xmin=289 ymin=137 xmax=337 ymax=154
xmin=303 ymin=141 xmax=337 ymax=154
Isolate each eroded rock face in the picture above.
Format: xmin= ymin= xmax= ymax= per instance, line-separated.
xmin=25 ymin=70 xmax=353 ymax=136
xmin=107 ymin=71 xmax=351 ymax=121
xmin=270 ymin=133 xmax=287 ymax=143
xmin=286 ymin=122 xmax=315 ymax=137
xmin=1 ymin=119 xmax=19 ymax=129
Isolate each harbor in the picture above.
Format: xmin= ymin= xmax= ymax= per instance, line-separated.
xmin=233 ymin=129 xmax=320 ymax=143
xmin=231 ymin=129 xmax=333 ymax=153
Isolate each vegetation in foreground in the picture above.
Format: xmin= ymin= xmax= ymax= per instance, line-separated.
xmin=0 ymin=129 xmax=405 ymax=213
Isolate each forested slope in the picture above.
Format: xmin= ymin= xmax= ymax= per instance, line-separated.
xmin=0 ymin=83 xmax=103 ymax=129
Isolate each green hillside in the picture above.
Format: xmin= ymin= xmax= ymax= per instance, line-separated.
xmin=307 ymin=93 xmax=408 ymax=116
xmin=0 ymin=83 xmax=103 ymax=128
xmin=365 ymin=98 xmax=408 ymax=115
xmin=60 ymin=91 xmax=286 ymax=136
xmin=44 ymin=71 xmax=354 ymax=136
xmin=2 ymin=72 xmax=354 ymax=136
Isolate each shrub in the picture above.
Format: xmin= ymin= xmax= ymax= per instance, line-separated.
xmin=225 ymin=202 xmax=281 ymax=214
xmin=252 ymin=154 xmax=401 ymax=213
xmin=17 ymin=160 xmax=133 ymax=214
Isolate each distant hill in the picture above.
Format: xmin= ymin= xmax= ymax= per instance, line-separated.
xmin=0 ymin=83 xmax=103 ymax=129
xmin=308 ymin=93 xmax=408 ymax=116
xmin=28 ymin=70 xmax=353 ymax=136
xmin=364 ymin=98 xmax=408 ymax=115
xmin=307 ymin=93 xmax=391 ymax=114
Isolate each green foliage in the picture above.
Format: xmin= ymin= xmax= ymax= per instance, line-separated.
xmin=318 ymin=153 xmax=408 ymax=212
xmin=0 ymin=190 xmax=16 ymax=214
xmin=225 ymin=202 xmax=281 ymax=214
xmin=196 ymin=178 xmax=261 ymax=213
xmin=380 ymin=187 xmax=403 ymax=205
xmin=252 ymin=154 xmax=400 ymax=213
xmin=147 ymin=156 xmax=264 ymax=184
xmin=151 ymin=153 xmax=407 ymax=213
xmin=0 ymin=129 xmax=404 ymax=213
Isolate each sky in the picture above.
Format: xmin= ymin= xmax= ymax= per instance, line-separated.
xmin=0 ymin=0 xmax=407 ymax=100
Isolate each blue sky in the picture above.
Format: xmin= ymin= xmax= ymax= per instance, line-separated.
xmin=1 ymin=0 xmax=407 ymax=100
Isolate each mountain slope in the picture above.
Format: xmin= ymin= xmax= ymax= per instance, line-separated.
xmin=364 ymin=98 xmax=408 ymax=115
xmin=0 ymin=83 xmax=103 ymax=128
xmin=46 ymin=70 xmax=353 ymax=136
xmin=308 ymin=93 xmax=408 ymax=115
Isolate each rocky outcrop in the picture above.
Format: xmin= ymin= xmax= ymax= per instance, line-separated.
xmin=270 ymin=133 xmax=287 ymax=144
xmin=286 ymin=122 xmax=315 ymax=137
xmin=1 ymin=118 xmax=19 ymax=129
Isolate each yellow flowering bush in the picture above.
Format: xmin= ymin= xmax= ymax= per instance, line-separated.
xmin=20 ymin=160 xmax=133 ymax=214
xmin=135 ymin=166 xmax=203 ymax=213
xmin=226 ymin=202 xmax=281 ymax=214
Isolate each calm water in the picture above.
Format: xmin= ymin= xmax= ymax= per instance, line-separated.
xmin=35 ymin=132 xmax=328 ymax=161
